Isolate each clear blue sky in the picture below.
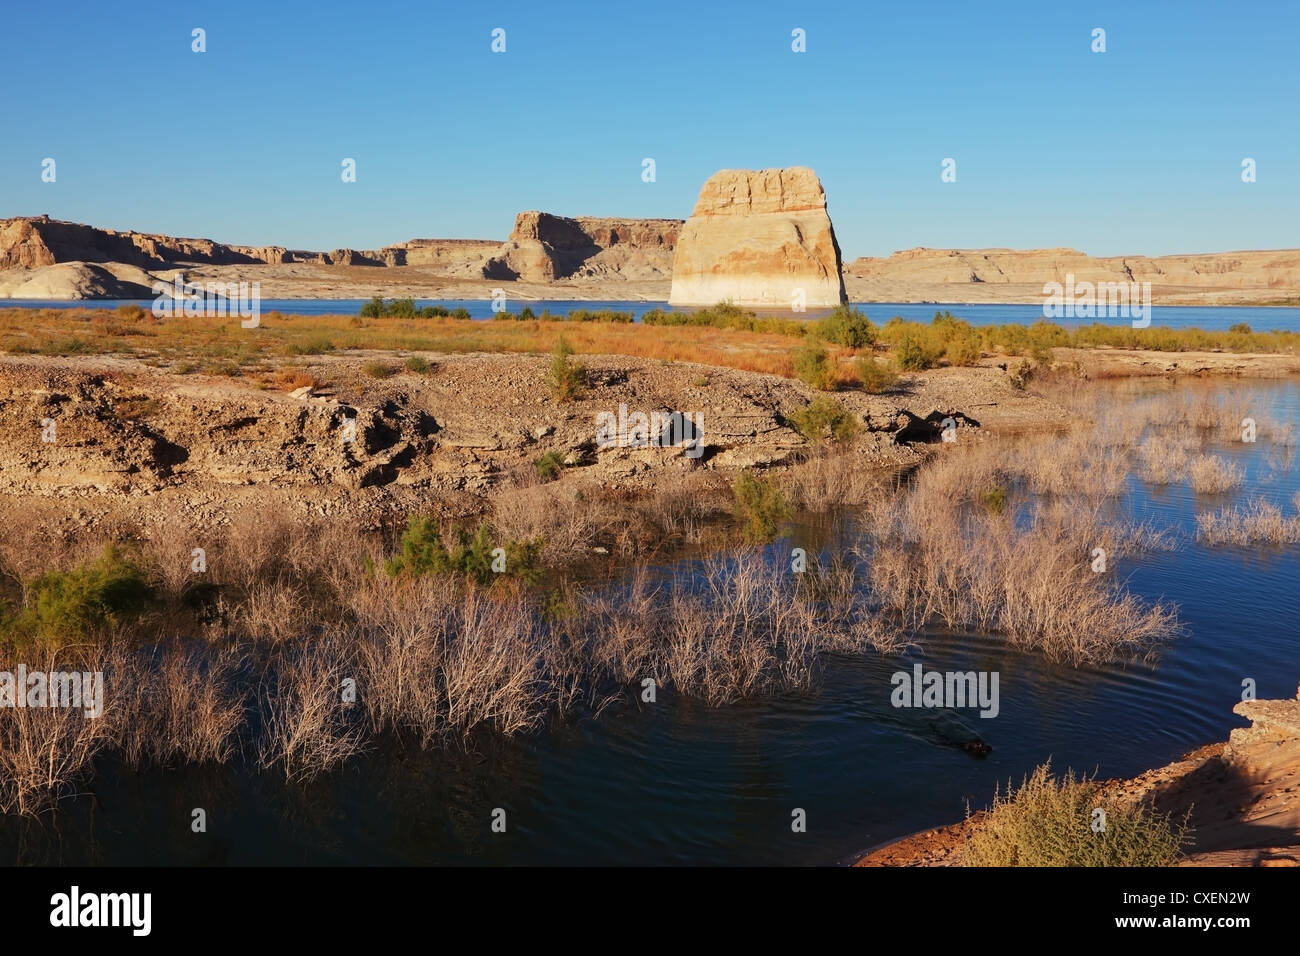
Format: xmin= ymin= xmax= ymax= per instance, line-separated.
xmin=2 ymin=0 xmax=1296 ymax=259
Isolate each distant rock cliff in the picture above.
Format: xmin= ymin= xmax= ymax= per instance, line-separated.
xmin=0 ymin=216 xmax=275 ymax=270
xmin=482 ymin=212 xmax=681 ymax=282
xmin=668 ymin=167 xmax=847 ymax=309
xmin=846 ymin=247 xmax=1300 ymax=293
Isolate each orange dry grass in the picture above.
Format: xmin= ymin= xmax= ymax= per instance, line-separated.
xmin=0 ymin=308 xmax=854 ymax=381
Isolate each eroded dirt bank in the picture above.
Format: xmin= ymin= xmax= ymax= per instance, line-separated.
xmin=0 ymin=351 xmax=1070 ymax=533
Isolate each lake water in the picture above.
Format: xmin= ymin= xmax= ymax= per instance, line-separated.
xmin=8 ymin=299 xmax=1300 ymax=332
xmin=1 ymin=378 xmax=1296 ymax=865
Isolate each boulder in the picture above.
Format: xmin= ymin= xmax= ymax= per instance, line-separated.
xmin=668 ymin=167 xmax=847 ymax=309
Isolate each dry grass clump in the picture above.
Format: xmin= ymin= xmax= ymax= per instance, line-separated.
xmin=257 ymin=637 xmax=366 ymax=782
xmin=349 ymin=575 xmax=547 ymax=744
xmin=0 ymin=648 xmax=115 ymax=815
xmin=963 ymin=762 xmax=1191 ymax=867
xmin=1137 ymin=432 xmax=1191 ymax=485
xmin=860 ymin=436 xmax=1179 ymax=665
xmin=583 ymin=553 xmax=905 ymax=704
xmin=110 ymin=642 xmax=246 ymax=767
xmin=1186 ymin=453 xmax=1244 ymax=494
xmin=1196 ymin=494 xmax=1300 ymax=546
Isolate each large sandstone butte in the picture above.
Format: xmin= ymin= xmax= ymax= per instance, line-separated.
xmin=668 ymin=167 xmax=847 ymax=309
xmin=482 ymin=212 xmax=681 ymax=282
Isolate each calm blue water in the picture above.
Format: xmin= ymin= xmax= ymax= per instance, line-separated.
xmin=0 ymin=378 xmax=1295 ymax=865
xmin=8 ymin=299 xmax=1300 ymax=332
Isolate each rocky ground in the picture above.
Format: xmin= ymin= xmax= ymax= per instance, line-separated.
xmin=0 ymin=350 xmax=1071 ymax=536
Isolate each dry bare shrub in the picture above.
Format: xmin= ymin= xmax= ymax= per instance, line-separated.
xmin=350 ymin=574 xmax=546 ymax=743
xmin=109 ymin=642 xmax=246 ymax=767
xmin=623 ymin=484 xmax=725 ymax=550
xmin=864 ymin=444 xmax=1179 ymax=664
xmin=1020 ymin=428 xmax=1128 ymax=499
xmin=582 ymin=565 xmax=661 ymax=687
xmin=0 ymin=646 xmax=114 ymax=815
xmin=1138 ymin=432 xmax=1192 ymax=485
xmin=214 ymin=501 xmax=300 ymax=596
xmin=782 ymin=450 xmax=889 ymax=509
xmin=440 ymin=588 xmax=545 ymax=737
xmin=1187 ymin=454 xmax=1244 ymax=494
xmin=238 ymin=580 xmax=307 ymax=643
xmin=1196 ymin=497 xmax=1300 ymax=546
xmin=0 ymin=500 xmax=73 ymax=587
xmin=0 ymin=702 xmax=113 ymax=815
xmin=140 ymin=514 xmax=202 ymax=601
xmin=491 ymin=481 xmax=612 ymax=564
xmin=257 ymin=636 xmax=365 ymax=782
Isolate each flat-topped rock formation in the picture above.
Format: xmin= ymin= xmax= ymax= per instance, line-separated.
xmin=482 ymin=212 xmax=681 ymax=282
xmin=668 ymin=167 xmax=847 ymax=309
xmin=846 ymin=246 xmax=1300 ymax=304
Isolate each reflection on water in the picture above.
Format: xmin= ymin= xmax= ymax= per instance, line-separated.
xmin=2 ymin=379 xmax=1297 ymax=865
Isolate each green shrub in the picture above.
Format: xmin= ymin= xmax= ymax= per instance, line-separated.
xmin=520 ymin=306 xmax=536 ymax=321
xmin=963 ymin=762 xmax=1191 ymax=867
xmin=534 ymin=450 xmax=565 ymax=482
xmin=943 ymin=329 xmax=983 ymax=366
xmin=403 ymin=355 xmax=432 ymax=374
xmin=791 ymin=396 xmax=860 ymax=447
xmin=13 ymin=545 xmax=151 ymax=646
xmin=979 ymin=486 xmax=1008 ymax=514
xmin=814 ymin=305 xmax=877 ymax=349
xmin=894 ymin=333 xmax=935 ymax=371
xmin=545 ymin=335 xmax=586 ymax=403
xmin=855 ymin=356 xmax=899 ymax=393
xmin=286 ymin=336 xmax=335 ymax=355
xmin=793 ymin=338 xmax=837 ymax=390
xmin=358 ymin=298 xmax=451 ymax=319
xmin=363 ymin=361 xmax=395 ymax=379
xmin=731 ymin=470 xmax=792 ymax=543
xmin=384 ymin=518 xmax=542 ymax=586
xmin=452 ymin=308 xmax=471 ymax=320
xmin=1228 ymin=322 xmax=1252 ymax=334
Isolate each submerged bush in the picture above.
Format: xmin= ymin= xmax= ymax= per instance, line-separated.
xmin=731 ymin=470 xmax=792 ymax=542
xmin=963 ymin=762 xmax=1191 ymax=866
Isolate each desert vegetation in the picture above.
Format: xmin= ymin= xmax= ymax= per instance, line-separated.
xmin=2 ymin=304 xmax=1296 ymax=396
xmin=0 ymin=322 xmax=1291 ymax=821
xmin=963 ymin=762 xmax=1191 ymax=866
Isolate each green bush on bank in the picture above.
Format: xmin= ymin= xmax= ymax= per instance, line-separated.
xmin=383 ymin=518 xmax=542 ymax=586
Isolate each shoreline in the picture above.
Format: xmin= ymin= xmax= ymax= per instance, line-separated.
xmin=853 ymin=690 xmax=1300 ymax=868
